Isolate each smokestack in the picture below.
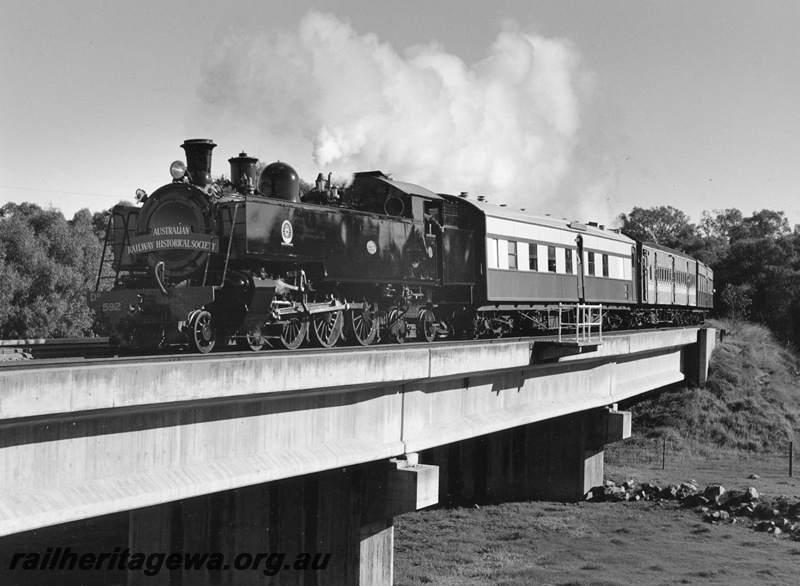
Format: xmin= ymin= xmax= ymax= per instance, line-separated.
xmin=181 ymin=139 xmax=217 ymax=187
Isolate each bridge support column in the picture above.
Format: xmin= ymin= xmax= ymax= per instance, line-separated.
xmin=424 ymin=408 xmax=630 ymax=504
xmin=691 ymin=327 xmax=717 ymax=385
xmin=127 ymin=458 xmax=437 ymax=585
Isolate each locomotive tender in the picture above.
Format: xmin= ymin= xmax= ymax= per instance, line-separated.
xmin=88 ymin=139 xmax=713 ymax=353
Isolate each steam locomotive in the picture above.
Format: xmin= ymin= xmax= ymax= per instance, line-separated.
xmin=88 ymin=139 xmax=713 ymax=353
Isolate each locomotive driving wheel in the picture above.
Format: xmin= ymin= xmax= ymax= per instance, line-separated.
xmin=311 ymin=310 xmax=344 ymax=348
xmin=237 ymin=326 xmax=264 ymax=352
xmin=417 ymin=309 xmax=437 ymax=343
xmin=279 ymin=317 xmax=308 ymax=350
xmin=344 ymin=301 xmax=379 ymax=346
xmin=386 ymin=308 xmax=407 ymax=344
xmin=187 ymin=310 xmax=216 ymax=354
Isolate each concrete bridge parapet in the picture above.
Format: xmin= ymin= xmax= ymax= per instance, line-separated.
xmin=0 ymin=327 xmax=716 ymax=584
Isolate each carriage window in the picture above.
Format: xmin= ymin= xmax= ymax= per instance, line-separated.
xmin=602 ymin=254 xmax=609 ymax=277
xmin=529 ymin=246 xmax=538 ymax=271
xmin=508 ymin=241 xmax=518 ymax=270
xmin=565 ymin=249 xmax=573 ymax=274
xmin=487 ymin=238 xmax=498 ymax=269
xmin=588 ymin=252 xmax=595 ymax=276
xmin=548 ymin=246 xmax=556 ymax=272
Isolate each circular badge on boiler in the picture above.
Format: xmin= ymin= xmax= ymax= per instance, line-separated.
xmin=281 ymin=220 xmax=294 ymax=244
xmin=366 ymin=240 xmax=377 ymax=255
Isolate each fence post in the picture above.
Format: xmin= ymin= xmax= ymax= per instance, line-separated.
xmin=662 ymin=437 xmax=666 ymax=470
xmin=790 ymin=441 xmax=794 ymax=478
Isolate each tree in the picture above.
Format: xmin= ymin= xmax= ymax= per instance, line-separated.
xmin=0 ymin=203 xmax=103 ymax=338
xmin=714 ymin=231 xmax=800 ymax=345
xmin=720 ymin=284 xmax=752 ymax=323
xmin=618 ymin=206 xmax=698 ymax=250
xmin=699 ymin=208 xmax=743 ymax=240
xmin=729 ymin=209 xmax=791 ymax=242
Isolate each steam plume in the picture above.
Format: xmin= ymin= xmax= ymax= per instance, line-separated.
xmin=198 ymin=11 xmax=612 ymax=219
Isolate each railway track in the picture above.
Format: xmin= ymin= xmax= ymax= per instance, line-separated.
xmin=0 ymin=337 xmax=113 ymax=360
xmin=0 ymin=326 xmax=694 ymax=371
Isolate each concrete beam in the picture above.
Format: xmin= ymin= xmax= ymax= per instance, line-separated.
xmin=0 ymin=328 xmax=714 ymax=537
xmin=0 ymin=328 xmax=703 ymax=421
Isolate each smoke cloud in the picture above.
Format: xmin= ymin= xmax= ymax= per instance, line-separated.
xmin=197 ymin=11 xmax=615 ymax=220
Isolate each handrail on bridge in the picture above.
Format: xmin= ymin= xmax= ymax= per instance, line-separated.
xmin=557 ymin=303 xmax=603 ymax=343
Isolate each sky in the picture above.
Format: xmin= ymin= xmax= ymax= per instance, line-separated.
xmin=2 ymin=0 xmax=799 ymax=227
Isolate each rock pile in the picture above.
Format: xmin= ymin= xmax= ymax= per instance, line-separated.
xmin=586 ymin=479 xmax=800 ymax=540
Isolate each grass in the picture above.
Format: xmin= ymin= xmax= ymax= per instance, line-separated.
xmin=395 ymin=493 xmax=800 ymax=585
xmin=613 ymin=319 xmax=800 ymax=455
xmin=395 ymin=321 xmax=800 ymax=585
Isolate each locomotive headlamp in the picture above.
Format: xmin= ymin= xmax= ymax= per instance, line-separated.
xmin=170 ymin=160 xmax=187 ymax=180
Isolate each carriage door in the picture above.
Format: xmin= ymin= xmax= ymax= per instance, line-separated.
xmin=640 ymin=247 xmax=649 ymax=303
xmin=576 ymin=234 xmax=585 ymax=302
xmin=671 ymin=256 xmax=676 ymax=304
xmin=654 ymin=252 xmax=659 ymax=304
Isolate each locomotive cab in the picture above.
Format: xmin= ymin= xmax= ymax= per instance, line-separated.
xmin=344 ymin=171 xmax=413 ymax=218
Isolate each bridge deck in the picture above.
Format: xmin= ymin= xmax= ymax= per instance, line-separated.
xmin=0 ymin=327 xmax=714 ymax=536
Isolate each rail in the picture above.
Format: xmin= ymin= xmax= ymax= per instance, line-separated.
xmin=557 ymin=303 xmax=603 ymax=343
xmin=0 ymin=337 xmax=111 ymax=359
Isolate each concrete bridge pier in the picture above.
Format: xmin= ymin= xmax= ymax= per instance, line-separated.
xmin=127 ymin=458 xmax=438 ymax=586
xmin=423 ymin=407 xmax=630 ymax=505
